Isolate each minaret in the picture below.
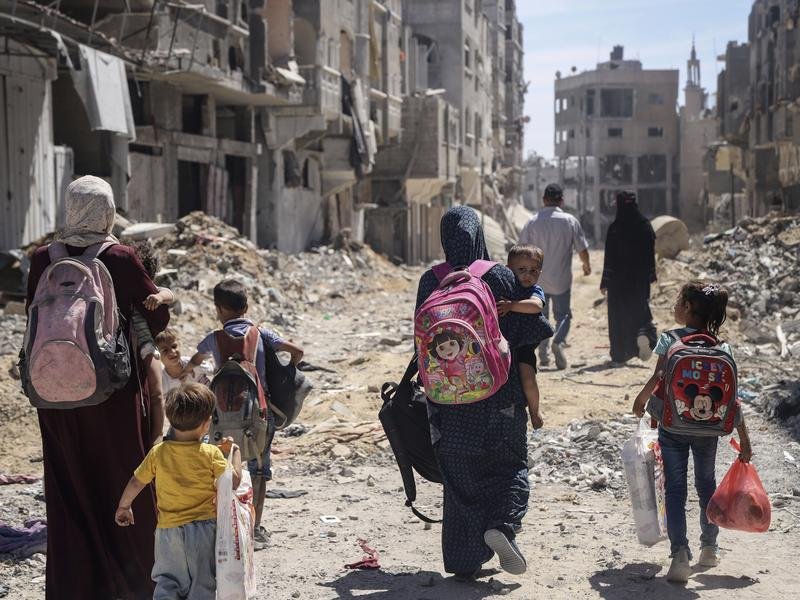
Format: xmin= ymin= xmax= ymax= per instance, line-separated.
xmin=684 ymin=39 xmax=705 ymax=117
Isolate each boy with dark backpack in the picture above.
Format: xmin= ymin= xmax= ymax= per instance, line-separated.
xmin=184 ymin=279 xmax=304 ymax=545
xmin=632 ymin=281 xmax=753 ymax=583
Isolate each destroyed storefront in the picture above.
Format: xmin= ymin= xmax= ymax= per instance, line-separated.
xmin=367 ymin=94 xmax=458 ymax=264
xmin=0 ymin=1 xmax=136 ymax=250
xmin=0 ymin=0 xmax=304 ymax=250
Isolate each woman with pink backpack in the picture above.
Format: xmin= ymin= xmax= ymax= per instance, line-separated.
xmin=23 ymin=176 xmax=170 ymax=599
xmin=414 ymin=206 xmax=552 ymax=579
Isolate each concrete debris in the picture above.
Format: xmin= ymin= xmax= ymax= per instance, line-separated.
xmin=651 ymin=216 xmax=690 ymax=259
xmin=661 ymin=214 xmax=800 ymax=436
xmin=528 ymin=417 xmax=633 ymax=497
xmin=121 ymin=223 xmax=177 ymax=241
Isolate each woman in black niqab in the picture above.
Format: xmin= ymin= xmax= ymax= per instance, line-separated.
xmin=414 ymin=206 xmax=550 ymax=577
xmin=600 ymin=191 xmax=658 ymax=363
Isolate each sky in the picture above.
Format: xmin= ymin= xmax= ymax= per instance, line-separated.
xmin=520 ymin=0 xmax=754 ymax=159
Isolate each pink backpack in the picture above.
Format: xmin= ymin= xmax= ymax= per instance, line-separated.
xmin=21 ymin=242 xmax=131 ymax=409
xmin=414 ymin=260 xmax=510 ymax=405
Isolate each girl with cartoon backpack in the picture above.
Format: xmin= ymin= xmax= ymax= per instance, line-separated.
xmin=632 ymin=281 xmax=753 ymax=583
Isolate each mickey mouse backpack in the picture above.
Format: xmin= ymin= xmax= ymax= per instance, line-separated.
xmin=648 ymin=332 xmax=740 ymax=436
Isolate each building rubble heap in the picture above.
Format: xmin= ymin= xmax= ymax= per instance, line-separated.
xmin=528 ymin=418 xmax=633 ymax=498
xmin=659 ymin=213 xmax=800 ymax=436
xmin=147 ymin=211 xmax=411 ymax=340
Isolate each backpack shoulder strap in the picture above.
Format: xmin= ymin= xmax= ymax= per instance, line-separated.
xmin=401 ymin=354 xmax=419 ymax=386
xmin=214 ymin=329 xmax=240 ymax=361
xmin=47 ymin=242 xmax=68 ymax=261
xmin=241 ymin=325 xmax=261 ymax=364
xmin=432 ymin=262 xmax=452 ymax=282
xmin=467 ymin=259 xmax=497 ymax=278
xmin=82 ymin=241 xmax=117 ymax=260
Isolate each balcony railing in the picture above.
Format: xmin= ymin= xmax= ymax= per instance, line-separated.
xmin=298 ymin=65 xmax=342 ymax=120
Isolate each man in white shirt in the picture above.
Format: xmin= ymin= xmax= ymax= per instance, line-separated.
xmin=519 ymin=184 xmax=591 ymax=369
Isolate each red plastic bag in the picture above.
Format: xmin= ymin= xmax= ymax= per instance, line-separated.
xmin=706 ymin=439 xmax=771 ymax=533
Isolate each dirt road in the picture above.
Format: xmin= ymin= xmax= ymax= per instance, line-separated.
xmin=1 ymin=250 xmax=799 ymax=599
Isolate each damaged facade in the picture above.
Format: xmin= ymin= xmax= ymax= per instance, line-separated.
xmin=701 ymin=1 xmax=800 ymax=229
xmin=0 ymin=0 xmax=526 ymax=264
xmin=554 ymin=46 xmax=679 ymax=240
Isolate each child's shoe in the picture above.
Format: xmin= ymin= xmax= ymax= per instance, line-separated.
xmin=698 ymin=546 xmax=720 ymax=567
xmin=483 ymin=529 xmax=527 ymax=575
xmin=666 ymin=548 xmax=691 ymax=583
xmin=637 ymin=334 xmax=653 ymax=361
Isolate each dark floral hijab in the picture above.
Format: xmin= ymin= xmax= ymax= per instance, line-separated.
xmin=440 ymin=206 xmax=491 ymax=267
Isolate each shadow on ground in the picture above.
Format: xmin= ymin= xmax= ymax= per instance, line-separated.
xmin=589 ymin=562 xmax=757 ymax=600
xmin=320 ymin=568 xmax=521 ymax=599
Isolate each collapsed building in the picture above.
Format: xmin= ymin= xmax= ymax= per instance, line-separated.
xmin=703 ymin=0 xmax=800 ymax=229
xmin=0 ymin=0 xmax=526 ymax=264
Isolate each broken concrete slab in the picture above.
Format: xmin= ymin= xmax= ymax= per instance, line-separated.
xmin=651 ymin=216 xmax=690 ymax=259
xmin=121 ymin=222 xmax=177 ymax=241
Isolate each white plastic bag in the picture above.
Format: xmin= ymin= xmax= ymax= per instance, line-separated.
xmin=621 ymin=419 xmax=667 ymax=546
xmin=216 ymin=453 xmax=256 ymax=600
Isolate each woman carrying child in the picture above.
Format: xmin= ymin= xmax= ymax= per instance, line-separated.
xmin=632 ymin=281 xmax=752 ymax=583
xmin=415 ymin=206 xmax=550 ymax=579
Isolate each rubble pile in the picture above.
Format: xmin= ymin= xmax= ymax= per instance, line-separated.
xmin=694 ymin=214 xmax=800 ymax=325
xmin=662 ymin=214 xmax=800 ymax=436
xmin=142 ymin=211 xmax=413 ymax=341
xmin=528 ymin=417 xmax=635 ymax=497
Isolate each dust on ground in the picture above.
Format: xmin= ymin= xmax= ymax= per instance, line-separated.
xmin=1 ymin=218 xmax=799 ymax=598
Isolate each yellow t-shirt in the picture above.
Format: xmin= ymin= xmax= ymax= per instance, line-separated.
xmin=134 ymin=441 xmax=228 ymax=529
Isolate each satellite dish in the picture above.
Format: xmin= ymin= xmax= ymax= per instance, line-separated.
xmin=571 ymin=66 xmax=577 ymax=73
xmin=555 ymin=70 xmax=562 ymax=79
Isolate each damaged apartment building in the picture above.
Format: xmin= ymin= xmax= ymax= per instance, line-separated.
xmin=361 ymin=0 xmax=527 ymax=263
xmin=1 ymin=0 xmax=301 ymax=249
xmin=1 ymin=0 xmax=525 ymax=264
xmin=554 ymin=45 xmax=679 ymax=240
xmin=705 ymin=0 xmax=800 ymax=227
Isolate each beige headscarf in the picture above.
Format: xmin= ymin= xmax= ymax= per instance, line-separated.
xmin=55 ymin=176 xmax=119 ymax=247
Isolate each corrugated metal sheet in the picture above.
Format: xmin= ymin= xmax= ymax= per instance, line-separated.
xmin=0 ymin=47 xmax=57 ymax=250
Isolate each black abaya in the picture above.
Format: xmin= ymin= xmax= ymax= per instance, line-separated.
xmin=601 ymin=195 xmax=657 ymax=363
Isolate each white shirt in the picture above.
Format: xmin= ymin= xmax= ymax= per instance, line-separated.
xmin=161 ymin=357 xmax=212 ymax=395
xmin=519 ymin=206 xmax=589 ymax=295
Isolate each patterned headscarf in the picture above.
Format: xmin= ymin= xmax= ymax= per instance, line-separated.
xmin=55 ymin=176 xmax=119 ymax=247
xmin=439 ymin=206 xmax=491 ymax=267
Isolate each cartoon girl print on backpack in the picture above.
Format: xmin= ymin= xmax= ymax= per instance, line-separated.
xmin=429 ymin=331 xmax=468 ymax=393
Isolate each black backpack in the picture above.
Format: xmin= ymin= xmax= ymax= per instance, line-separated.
xmin=378 ymin=355 xmax=442 ymax=523
xmin=263 ymin=346 xmax=313 ymax=430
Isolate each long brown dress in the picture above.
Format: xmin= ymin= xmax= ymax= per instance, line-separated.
xmin=27 ymin=243 xmax=170 ymax=600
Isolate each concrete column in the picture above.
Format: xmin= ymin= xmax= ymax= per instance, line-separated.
xmin=593 ymin=161 xmax=601 ymax=242
xmin=245 ymin=158 xmax=258 ymax=243
xmin=110 ymin=134 xmax=129 ymax=213
xmin=666 ymin=153 xmax=674 ymax=215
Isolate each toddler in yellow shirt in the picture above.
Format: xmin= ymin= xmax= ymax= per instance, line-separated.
xmin=115 ymin=383 xmax=242 ymax=599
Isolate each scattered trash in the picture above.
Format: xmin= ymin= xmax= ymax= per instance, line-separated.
xmin=0 ymin=475 xmax=40 ymax=485
xmin=319 ymin=515 xmax=341 ymax=525
xmin=0 ymin=519 xmax=47 ymax=559
xmin=344 ymin=538 xmax=380 ymax=570
xmin=265 ymin=488 xmax=308 ymax=499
